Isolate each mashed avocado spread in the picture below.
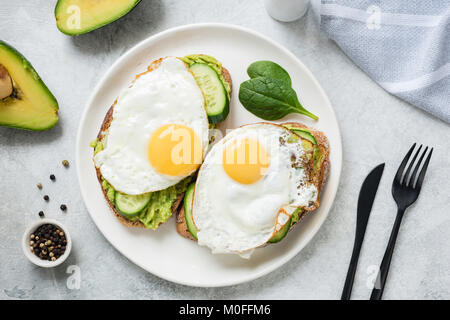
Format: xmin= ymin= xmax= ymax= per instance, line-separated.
xmin=291 ymin=208 xmax=302 ymax=225
xmin=91 ymin=138 xmax=191 ymax=230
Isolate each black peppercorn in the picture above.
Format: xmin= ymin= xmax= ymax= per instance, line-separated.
xmin=60 ymin=204 xmax=67 ymax=211
xmin=50 ymin=174 xmax=55 ymax=181
xmin=43 ymin=195 xmax=49 ymax=201
xmin=38 ymin=211 xmax=44 ymax=218
xmin=31 ymin=224 xmax=67 ymax=261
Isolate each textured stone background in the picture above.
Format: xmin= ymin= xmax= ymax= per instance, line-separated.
xmin=0 ymin=0 xmax=449 ymax=300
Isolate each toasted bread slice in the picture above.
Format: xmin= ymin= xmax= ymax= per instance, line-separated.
xmin=94 ymin=57 xmax=232 ymax=228
xmin=176 ymin=122 xmax=330 ymax=240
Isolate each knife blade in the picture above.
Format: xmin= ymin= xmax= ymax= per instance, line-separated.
xmin=341 ymin=163 xmax=385 ymax=300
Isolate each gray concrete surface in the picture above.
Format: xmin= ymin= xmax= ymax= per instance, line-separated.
xmin=0 ymin=0 xmax=449 ymax=300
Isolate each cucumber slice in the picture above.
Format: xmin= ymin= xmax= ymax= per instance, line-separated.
xmin=114 ymin=192 xmax=151 ymax=217
xmin=184 ymin=182 xmax=198 ymax=240
xmin=268 ymin=217 xmax=292 ymax=243
xmin=292 ymin=129 xmax=317 ymax=145
xmin=294 ymin=129 xmax=317 ymax=145
xmin=190 ymin=63 xmax=229 ymax=124
xmin=283 ymin=124 xmax=317 ymax=145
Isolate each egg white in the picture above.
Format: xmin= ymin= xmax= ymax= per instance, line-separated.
xmin=94 ymin=57 xmax=209 ymax=195
xmin=192 ymin=123 xmax=318 ymax=257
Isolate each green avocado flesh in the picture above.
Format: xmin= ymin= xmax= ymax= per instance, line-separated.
xmin=55 ymin=0 xmax=141 ymax=35
xmin=0 ymin=41 xmax=58 ymax=131
xmin=92 ymin=139 xmax=191 ymax=230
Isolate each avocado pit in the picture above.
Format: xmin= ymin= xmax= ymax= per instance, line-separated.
xmin=0 ymin=64 xmax=13 ymax=99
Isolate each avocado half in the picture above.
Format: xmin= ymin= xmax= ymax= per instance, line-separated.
xmin=55 ymin=0 xmax=142 ymax=36
xmin=0 ymin=41 xmax=58 ymax=131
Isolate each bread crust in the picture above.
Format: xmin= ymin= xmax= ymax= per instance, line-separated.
xmin=94 ymin=57 xmax=232 ymax=229
xmin=176 ymin=122 xmax=330 ymax=241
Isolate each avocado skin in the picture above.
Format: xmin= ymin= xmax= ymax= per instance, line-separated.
xmin=55 ymin=0 xmax=142 ymax=36
xmin=0 ymin=41 xmax=58 ymax=131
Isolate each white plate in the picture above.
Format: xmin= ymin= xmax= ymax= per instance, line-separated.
xmin=76 ymin=23 xmax=342 ymax=287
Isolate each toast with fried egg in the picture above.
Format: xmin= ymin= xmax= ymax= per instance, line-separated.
xmin=176 ymin=122 xmax=330 ymax=249
xmin=92 ymin=55 xmax=232 ymax=229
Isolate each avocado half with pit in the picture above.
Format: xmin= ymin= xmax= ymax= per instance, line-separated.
xmin=0 ymin=41 xmax=58 ymax=131
xmin=55 ymin=0 xmax=141 ymax=35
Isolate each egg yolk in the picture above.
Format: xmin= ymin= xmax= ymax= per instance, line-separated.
xmin=148 ymin=124 xmax=202 ymax=176
xmin=222 ymin=139 xmax=270 ymax=184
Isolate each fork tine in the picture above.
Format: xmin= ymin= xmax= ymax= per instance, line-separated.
xmin=402 ymin=144 xmax=422 ymax=185
xmin=394 ymin=143 xmax=416 ymax=184
xmin=415 ymin=148 xmax=433 ymax=190
xmin=408 ymin=146 xmax=428 ymax=187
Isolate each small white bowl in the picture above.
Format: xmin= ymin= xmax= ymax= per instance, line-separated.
xmin=22 ymin=218 xmax=72 ymax=268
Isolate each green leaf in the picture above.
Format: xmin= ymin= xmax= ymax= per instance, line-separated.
xmin=247 ymin=61 xmax=292 ymax=86
xmin=238 ymin=77 xmax=318 ymax=120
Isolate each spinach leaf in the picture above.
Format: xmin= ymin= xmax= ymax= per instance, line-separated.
xmin=239 ymin=77 xmax=318 ymax=120
xmin=247 ymin=61 xmax=292 ymax=86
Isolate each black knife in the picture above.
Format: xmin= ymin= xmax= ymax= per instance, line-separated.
xmin=341 ymin=163 xmax=385 ymax=300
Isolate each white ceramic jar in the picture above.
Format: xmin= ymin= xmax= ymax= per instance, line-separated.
xmin=264 ymin=0 xmax=310 ymax=22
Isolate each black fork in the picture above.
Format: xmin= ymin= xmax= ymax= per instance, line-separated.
xmin=370 ymin=143 xmax=433 ymax=300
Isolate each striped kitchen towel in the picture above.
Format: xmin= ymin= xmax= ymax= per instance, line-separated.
xmin=311 ymin=0 xmax=450 ymax=123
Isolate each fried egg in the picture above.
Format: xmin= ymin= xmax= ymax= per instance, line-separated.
xmin=192 ymin=123 xmax=318 ymax=257
xmin=94 ymin=57 xmax=209 ymax=195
